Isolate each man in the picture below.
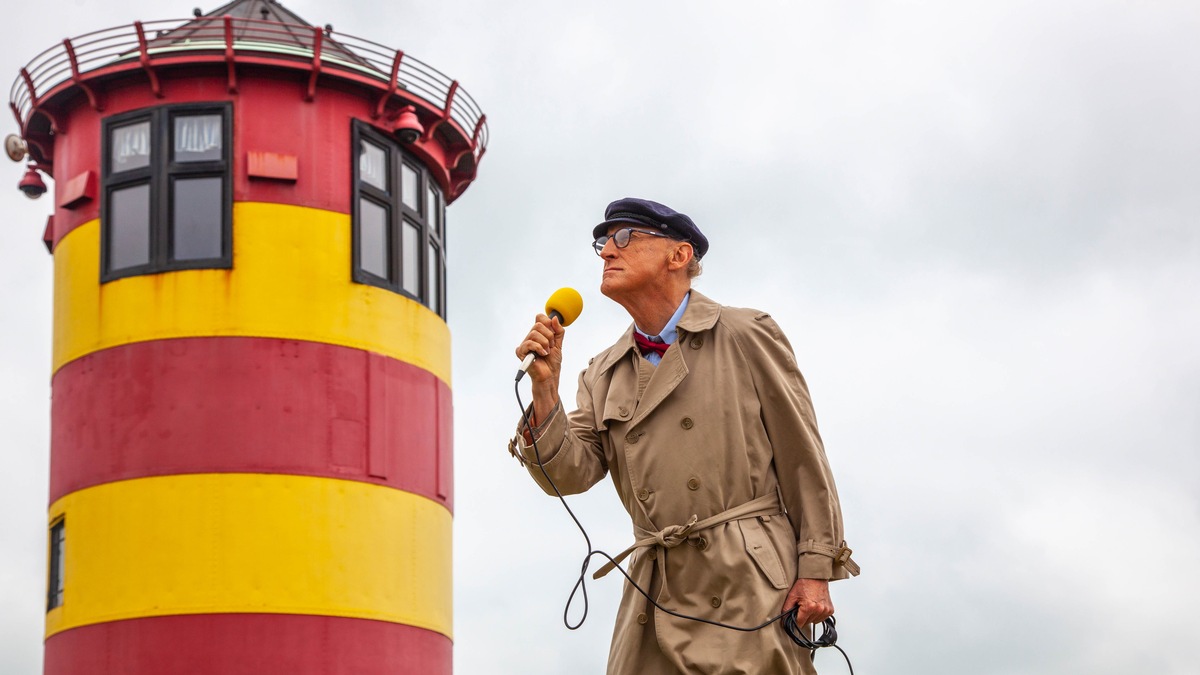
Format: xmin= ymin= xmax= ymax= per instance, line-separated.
xmin=510 ymin=198 xmax=858 ymax=674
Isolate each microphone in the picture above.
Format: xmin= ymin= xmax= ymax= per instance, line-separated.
xmin=517 ymin=287 xmax=584 ymax=381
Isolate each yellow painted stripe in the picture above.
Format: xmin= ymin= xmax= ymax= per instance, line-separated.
xmin=52 ymin=203 xmax=451 ymax=385
xmin=45 ymin=474 xmax=452 ymax=639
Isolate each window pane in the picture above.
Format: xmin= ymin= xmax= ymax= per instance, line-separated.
xmin=427 ymin=243 xmax=441 ymax=315
xmin=111 ymin=121 xmax=150 ymax=172
xmin=174 ymin=114 xmax=223 ymax=162
xmin=401 ymin=163 xmax=418 ymax=210
xmin=48 ymin=521 xmax=64 ymax=610
xmin=109 ymin=183 xmax=151 ymax=271
xmin=359 ymin=141 xmax=388 ymax=191
xmin=172 ymin=177 xmax=223 ymax=261
xmin=360 ymin=198 xmax=390 ymax=280
xmin=426 ymin=184 xmax=441 ymax=235
xmin=402 ymin=221 xmax=419 ymax=296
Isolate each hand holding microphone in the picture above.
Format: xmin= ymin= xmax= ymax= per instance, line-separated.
xmin=516 ymin=287 xmax=583 ymax=384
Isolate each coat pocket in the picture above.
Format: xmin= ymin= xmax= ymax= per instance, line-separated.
xmin=739 ymin=517 xmax=789 ymax=590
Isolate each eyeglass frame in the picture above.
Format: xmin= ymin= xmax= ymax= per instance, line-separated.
xmin=593 ymin=227 xmax=680 ymax=256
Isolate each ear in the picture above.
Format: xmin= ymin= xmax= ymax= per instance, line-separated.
xmin=666 ymin=241 xmax=694 ymax=271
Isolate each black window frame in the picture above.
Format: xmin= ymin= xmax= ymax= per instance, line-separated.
xmin=352 ymin=121 xmax=447 ymax=317
xmin=100 ymin=102 xmax=233 ymax=283
xmin=47 ymin=518 xmax=65 ymax=611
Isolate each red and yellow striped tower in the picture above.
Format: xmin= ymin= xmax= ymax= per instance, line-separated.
xmin=8 ymin=1 xmax=486 ymax=672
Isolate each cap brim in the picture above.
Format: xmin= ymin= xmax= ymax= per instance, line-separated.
xmin=592 ymin=216 xmax=665 ymax=240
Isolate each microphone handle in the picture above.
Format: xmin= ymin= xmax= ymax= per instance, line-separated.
xmin=516 ymin=310 xmax=566 ymax=382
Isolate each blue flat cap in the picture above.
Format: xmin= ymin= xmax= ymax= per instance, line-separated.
xmin=593 ymin=197 xmax=709 ymax=259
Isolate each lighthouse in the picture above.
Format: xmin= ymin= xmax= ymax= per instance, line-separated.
xmin=8 ymin=1 xmax=486 ymax=672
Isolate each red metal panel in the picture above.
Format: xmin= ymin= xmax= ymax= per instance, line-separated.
xmin=50 ymin=337 xmax=452 ymax=510
xmin=368 ymin=351 xmax=389 ymax=479
xmin=437 ymin=381 xmax=454 ymax=501
xmin=247 ymin=151 xmax=299 ymax=181
xmin=44 ymin=614 xmax=451 ymax=675
xmin=58 ymin=170 xmax=96 ymax=209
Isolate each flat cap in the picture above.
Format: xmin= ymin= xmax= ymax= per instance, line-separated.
xmin=593 ymin=197 xmax=709 ymax=259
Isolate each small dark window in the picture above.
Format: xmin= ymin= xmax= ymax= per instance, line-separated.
xmin=101 ymin=103 xmax=232 ymax=281
xmin=109 ymin=183 xmax=151 ymax=269
xmin=359 ymin=198 xmax=391 ymax=279
xmin=352 ymin=121 xmax=447 ymax=317
xmin=48 ymin=519 xmax=65 ymax=611
xmin=173 ymin=176 xmax=224 ymax=260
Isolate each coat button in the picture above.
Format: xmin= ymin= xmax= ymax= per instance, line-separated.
xmin=618 ymin=406 xmax=630 ymax=418
xmin=625 ymin=431 xmax=639 ymax=444
xmin=636 ymin=488 xmax=650 ymax=501
xmin=710 ymin=596 xmax=721 ymax=608
xmin=687 ymin=477 xmax=700 ymax=490
xmin=647 ymin=547 xmax=657 ymax=560
xmin=637 ymin=612 xmax=648 ymax=625
xmin=690 ymin=336 xmax=704 ymax=349
xmin=696 ymin=537 xmax=708 ymax=551
xmin=680 ymin=417 xmax=694 ymax=430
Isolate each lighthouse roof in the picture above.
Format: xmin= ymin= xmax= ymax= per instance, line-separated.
xmin=202 ymin=0 xmax=313 ymax=25
xmin=158 ymin=0 xmax=367 ymax=67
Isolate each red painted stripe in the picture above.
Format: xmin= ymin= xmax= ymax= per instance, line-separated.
xmin=44 ymin=614 xmax=450 ymax=675
xmin=50 ymin=75 xmax=353 ymax=242
xmin=49 ymin=69 xmax=462 ymax=246
xmin=50 ymin=337 xmax=453 ymax=510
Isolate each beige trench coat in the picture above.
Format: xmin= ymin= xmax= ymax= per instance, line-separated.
xmin=510 ymin=291 xmax=858 ymax=674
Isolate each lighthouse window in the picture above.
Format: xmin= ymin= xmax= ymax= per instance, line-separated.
xmin=173 ymin=114 xmax=223 ymax=163
xmin=110 ymin=121 xmax=150 ymax=171
xmin=352 ymin=121 xmax=448 ymax=317
xmin=101 ymin=103 xmax=232 ymax=282
xmin=109 ymin=184 xmax=152 ymax=270
xmin=360 ymin=141 xmax=388 ymax=190
xmin=360 ymin=198 xmax=391 ymax=279
xmin=402 ymin=219 xmax=420 ymax=295
xmin=173 ymin=176 xmax=224 ymax=260
xmin=426 ymin=185 xmax=441 ymax=235
xmin=401 ymin=163 xmax=419 ymax=210
xmin=427 ymin=243 xmax=442 ymax=315
xmin=48 ymin=519 xmax=65 ymax=611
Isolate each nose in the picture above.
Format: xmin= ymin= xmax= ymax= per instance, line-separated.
xmin=600 ymin=237 xmax=619 ymax=258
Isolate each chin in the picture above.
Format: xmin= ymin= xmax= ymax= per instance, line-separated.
xmin=599 ymin=278 xmax=625 ymax=302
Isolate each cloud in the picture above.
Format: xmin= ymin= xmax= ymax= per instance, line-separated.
xmin=3 ymin=0 xmax=1198 ymax=673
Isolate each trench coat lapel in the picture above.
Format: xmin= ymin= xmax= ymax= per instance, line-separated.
xmin=596 ymin=326 xmax=639 ymax=428
xmin=629 ymin=343 xmax=687 ymax=428
xmin=591 ymin=292 xmax=722 ymax=429
xmin=628 ymin=291 xmax=721 ymax=428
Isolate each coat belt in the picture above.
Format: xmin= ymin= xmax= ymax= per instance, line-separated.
xmin=593 ymin=493 xmax=783 ymax=580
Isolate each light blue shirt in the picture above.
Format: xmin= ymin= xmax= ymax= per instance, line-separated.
xmin=634 ymin=292 xmax=690 ymax=366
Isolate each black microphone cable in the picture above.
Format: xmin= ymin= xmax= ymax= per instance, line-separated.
xmin=514 ymin=380 xmax=854 ymax=673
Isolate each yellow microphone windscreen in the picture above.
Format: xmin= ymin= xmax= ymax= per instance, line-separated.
xmin=546 ymin=287 xmax=584 ymax=326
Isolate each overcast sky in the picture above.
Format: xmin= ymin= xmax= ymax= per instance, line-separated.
xmin=2 ymin=1 xmax=1198 ymax=673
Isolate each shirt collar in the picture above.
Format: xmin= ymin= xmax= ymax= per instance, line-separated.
xmin=634 ymin=292 xmax=690 ymax=345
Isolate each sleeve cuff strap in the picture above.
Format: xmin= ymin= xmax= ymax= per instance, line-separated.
xmin=509 ymin=402 xmax=563 ymax=466
xmin=797 ymin=539 xmax=861 ymax=577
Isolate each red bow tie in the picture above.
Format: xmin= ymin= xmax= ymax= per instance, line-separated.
xmin=634 ymin=333 xmax=670 ymax=358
